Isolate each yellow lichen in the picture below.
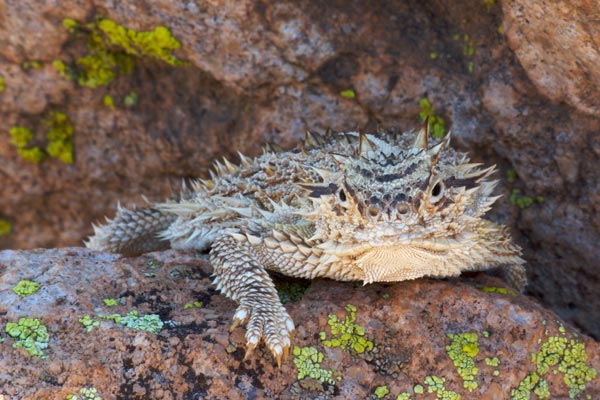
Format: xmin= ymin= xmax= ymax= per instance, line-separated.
xmin=96 ymin=19 xmax=187 ymax=66
xmin=54 ymin=17 xmax=187 ymax=88
xmin=8 ymin=112 xmax=74 ymax=164
xmin=103 ymin=94 xmax=115 ymax=109
xmin=0 ymin=219 xmax=12 ymax=236
xmin=18 ymin=147 xmax=46 ymax=164
xmin=22 ymin=61 xmax=43 ymax=70
xmin=481 ymin=286 xmax=517 ymax=296
xmin=45 ymin=111 xmax=74 ymax=164
xmin=9 ymin=126 xmax=34 ymax=148
xmin=8 ymin=126 xmax=46 ymax=164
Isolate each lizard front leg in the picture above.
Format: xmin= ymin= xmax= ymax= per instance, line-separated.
xmin=209 ymin=233 xmax=295 ymax=366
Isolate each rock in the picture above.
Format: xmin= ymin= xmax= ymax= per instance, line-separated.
xmin=0 ymin=248 xmax=598 ymax=399
xmin=502 ymin=0 xmax=600 ymax=116
xmin=0 ymin=0 xmax=599 ymax=343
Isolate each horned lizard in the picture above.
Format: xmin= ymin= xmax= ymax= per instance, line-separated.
xmin=86 ymin=126 xmax=526 ymax=366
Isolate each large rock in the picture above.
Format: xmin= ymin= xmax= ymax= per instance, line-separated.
xmin=502 ymin=0 xmax=600 ymax=116
xmin=0 ymin=248 xmax=598 ymax=399
xmin=0 ymin=0 xmax=598 ymax=342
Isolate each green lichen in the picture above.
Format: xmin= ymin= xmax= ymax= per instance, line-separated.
xmin=511 ymin=325 xmax=597 ymax=399
xmin=319 ymin=304 xmax=374 ymax=354
xmin=424 ymin=375 xmax=461 ymax=400
xmin=481 ymin=286 xmax=517 ymax=296
xmin=79 ymin=315 xmax=100 ymax=332
xmin=275 ymin=281 xmax=310 ymax=304
xmin=65 ymin=387 xmax=102 ymax=400
xmin=146 ymin=258 xmax=162 ymax=269
xmin=507 ymin=169 xmax=544 ymax=208
xmin=510 ymin=189 xmax=544 ymax=209
xmin=23 ymin=61 xmax=43 ymax=70
xmin=429 ymin=52 xmax=439 ymax=60
xmin=292 ymin=346 xmax=335 ymax=385
xmin=453 ymin=33 xmax=475 ymax=73
xmin=418 ymin=97 xmax=447 ymax=139
xmin=340 ymin=89 xmax=356 ymax=99
xmin=467 ymin=61 xmax=474 ymax=74
xmin=12 ymin=280 xmax=41 ymax=296
xmin=510 ymin=189 xmax=534 ymax=209
xmin=461 ymin=35 xmax=474 ymax=57
xmin=483 ymin=0 xmax=496 ymax=11
xmin=509 ymin=189 xmax=544 ymax=209
xmin=45 ymin=111 xmax=74 ymax=163
xmin=485 ymin=357 xmax=500 ymax=367
xmin=101 ymin=310 xmax=164 ymax=334
xmin=534 ymin=378 xmax=551 ymax=398
xmin=507 ymin=168 xmax=518 ymax=183
xmin=0 ymin=219 xmax=12 ymax=236
xmin=446 ymin=332 xmax=479 ymax=391
xmin=511 ymin=371 xmax=545 ymax=400
xmin=103 ymin=298 xmax=118 ymax=307
xmin=374 ymin=385 xmax=390 ymax=398
xmin=5 ymin=317 xmax=50 ymax=357
xmin=183 ymin=301 xmax=203 ymax=310
xmin=413 ymin=384 xmax=424 ymax=394
xmin=0 ymin=75 xmax=5 ymax=92
xmin=55 ymin=17 xmax=186 ymax=88
xmin=396 ymin=394 xmax=412 ymax=400
xmin=123 ymin=91 xmax=139 ymax=107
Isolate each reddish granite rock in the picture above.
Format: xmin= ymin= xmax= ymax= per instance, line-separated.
xmin=0 ymin=0 xmax=599 ymax=345
xmin=502 ymin=0 xmax=600 ymax=116
xmin=0 ymin=248 xmax=598 ymax=399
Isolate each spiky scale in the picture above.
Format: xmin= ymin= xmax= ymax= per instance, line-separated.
xmin=86 ymin=127 xmax=525 ymax=366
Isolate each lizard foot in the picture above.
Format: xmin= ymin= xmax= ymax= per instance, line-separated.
xmin=231 ymin=302 xmax=295 ymax=367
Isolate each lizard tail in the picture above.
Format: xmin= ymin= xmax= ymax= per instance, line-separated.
xmin=86 ymin=203 xmax=177 ymax=256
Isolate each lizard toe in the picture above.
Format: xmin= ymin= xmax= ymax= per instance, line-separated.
xmin=238 ymin=303 xmax=295 ymax=366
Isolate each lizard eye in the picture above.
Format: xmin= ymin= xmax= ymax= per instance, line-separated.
xmin=338 ymin=188 xmax=347 ymax=202
xmin=429 ymin=180 xmax=445 ymax=203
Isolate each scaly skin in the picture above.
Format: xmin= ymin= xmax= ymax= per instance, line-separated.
xmin=86 ymin=126 xmax=526 ymax=366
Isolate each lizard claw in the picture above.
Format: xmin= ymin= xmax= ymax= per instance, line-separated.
xmin=232 ymin=302 xmax=295 ymax=366
xmin=231 ymin=305 xmax=251 ymax=332
xmin=243 ymin=335 xmax=259 ymax=361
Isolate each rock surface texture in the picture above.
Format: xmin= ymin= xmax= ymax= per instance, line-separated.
xmin=0 ymin=0 xmax=598 ymax=349
xmin=0 ymin=248 xmax=598 ymax=399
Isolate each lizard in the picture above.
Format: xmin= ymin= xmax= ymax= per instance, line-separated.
xmin=86 ymin=125 xmax=526 ymax=366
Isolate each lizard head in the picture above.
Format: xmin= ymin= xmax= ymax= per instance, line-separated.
xmin=298 ymin=127 xmax=501 ymax=281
